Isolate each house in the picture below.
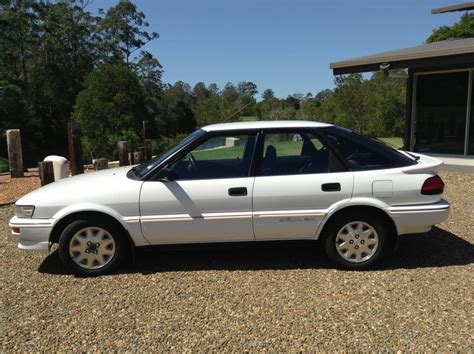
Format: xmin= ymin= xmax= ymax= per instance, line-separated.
xmin=329 ymin=2 xmax=474 ymax=170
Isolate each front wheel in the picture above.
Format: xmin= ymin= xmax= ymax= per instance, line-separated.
xmin=324 ymin=212 xmax=391 ymax=270
xmin=58 ymin=219 xmax=126 ymax=276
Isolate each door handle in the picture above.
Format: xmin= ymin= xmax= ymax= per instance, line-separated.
xmin=228 ymin=187 xmax=247 ymax=196
xmin=321 ymin=183 xmax=341 ymax=192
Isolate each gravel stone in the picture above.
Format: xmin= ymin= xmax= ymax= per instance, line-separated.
xmin=1 ymin=171 xmax=473 ymax=351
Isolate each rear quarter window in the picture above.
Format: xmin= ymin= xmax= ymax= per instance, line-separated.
xmin=320 ymin=127 xmax=417 ymax=171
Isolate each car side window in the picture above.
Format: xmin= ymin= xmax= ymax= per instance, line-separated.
xmin=168 ymin=133 xmax=255 ymax=180
xmin=260 ymin=131 xmax=334 ymax=176
xmin=321 ymin=127 xmax=414 ymax=170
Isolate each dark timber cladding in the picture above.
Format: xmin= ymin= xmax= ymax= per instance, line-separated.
xmin=329 ymin=38 xmax=474 ymax=75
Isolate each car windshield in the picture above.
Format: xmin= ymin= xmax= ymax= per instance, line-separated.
xmin=133 ymin=129 xmax=206 ymax=178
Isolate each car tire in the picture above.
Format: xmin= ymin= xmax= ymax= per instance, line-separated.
xmin=58 ymin=218 xmax=126 ymax=276
xmin=323 ymin=211 xmax=391 ymax=270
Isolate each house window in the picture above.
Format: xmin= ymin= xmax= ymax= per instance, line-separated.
xmin=469 ymin=71 xmax=474 ymax=155
xmin=414 ymin=71 xmax=469 ymax=155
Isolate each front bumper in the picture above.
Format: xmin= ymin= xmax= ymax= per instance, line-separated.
xmin=387 ymin=199 xmax=450 ymax=235
xmin=9 ymin=216 xmax=55 ymax=252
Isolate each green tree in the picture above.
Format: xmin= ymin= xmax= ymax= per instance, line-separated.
xmin=237 ymin=81 xmax=258 ymax=97
xmin=99 ymin=1 xmax=158 ymax=64
xmin=157 ymin=81 xmax=196 ymax=136
xmin=73 ymin=65 xmax=148 ymax=159
xmin=365 ymin=71 xmax=406 ymax=136
xmin=427 ymin=12 xmax=474 ymax=42
xmin=0 ymin=1 xmax=98 ymax=164
xmin=331 ymin=74 xmax=371 ymax=133
xmin=193 ymin=82 xmax=211 ymax=102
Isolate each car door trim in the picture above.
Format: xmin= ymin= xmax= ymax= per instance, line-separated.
xmin=253 ymin=209 xmax=326 ymax=219
xmin=139 ymin=211 xmax=253 ymax=223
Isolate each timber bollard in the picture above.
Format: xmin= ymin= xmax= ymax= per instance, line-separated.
xmin=128 ymin=152 xmax=135 ymax=165
xmin=38 ymin=161 xmax=54 ymax=186
xmin=133 ymin=151 xmax=144 ymax=164
xmin=144 ymin=139 xmax=152 ymax=161
xmin=118 ymin=141 xmax=129 ymax=166
xmin=143 ymin=120 xmax=150 ymax=140
xmin=6 ymin=129 xmax=24 ymax=178
xmin=94 ymin=158 xmax=108 ymax=171
xmin=68 ymin=122 xmax=84 ymax=175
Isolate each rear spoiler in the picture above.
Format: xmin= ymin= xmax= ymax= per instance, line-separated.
xmin=400 ymin=152 xmax=443 ymax=174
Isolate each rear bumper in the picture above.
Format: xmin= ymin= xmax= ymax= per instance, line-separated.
xmin=9 ymin=216 xmax=54 ymax=252
xmin=387 ymin=199 xmax=450 ymax=235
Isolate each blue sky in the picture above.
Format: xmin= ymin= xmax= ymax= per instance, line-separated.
xmin=88 ymin=0 xmax=462 ymax=98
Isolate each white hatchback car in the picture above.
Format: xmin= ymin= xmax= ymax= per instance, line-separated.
xmin=10 ymin=121 xmax=450 ymax=275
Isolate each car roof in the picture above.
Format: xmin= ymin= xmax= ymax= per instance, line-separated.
xmin=201 ymin=120 xmax=333 ymax=132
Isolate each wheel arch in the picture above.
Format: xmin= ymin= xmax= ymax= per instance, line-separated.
xmin=316 ymin=205 xmax=398 ymax=248
xmin=49 ymin=210 xmax=136 ymax=260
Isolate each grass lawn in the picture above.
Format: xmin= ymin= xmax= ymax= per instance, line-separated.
xmin=0 ymin=157 xmax=8 ymax=173
xmin=174 ymin=136 xmax=405 ymax=161
xmin=193 ymin=139 xmax=320 ymax=160
xmin=377 ymin=137 xmax=403 ymax=149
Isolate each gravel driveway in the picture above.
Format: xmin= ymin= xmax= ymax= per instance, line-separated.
xmin=1 ymin=171 xmax=473 ymax=351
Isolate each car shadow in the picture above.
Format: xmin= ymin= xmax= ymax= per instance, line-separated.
xmin=38 ymin=227 xmax=474 ymax=276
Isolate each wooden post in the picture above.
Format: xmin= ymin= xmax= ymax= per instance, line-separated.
xmin=6 ymin=129 xmax=24 ymax=178
xmin=143 ymin=120 xmax=149 ymax=140
xmin=139 ymin=146 xmax=145 ymax=161
xmin=133 ymin=151 xmax=143 ymax=164
xmin=38 ymin=161 xmax=54 ymax=186
xmin=68 ymin=122 xmax=84 ymax=175
xmin=128 ymin=152 xmax=135 ymax=165
xmin=94 ymin=158 xmax=108 ymax=171
xmin=144 ymin=139 xmax=152 ymax=161
xmin=118 ymin=141 xmax=129 ymax=166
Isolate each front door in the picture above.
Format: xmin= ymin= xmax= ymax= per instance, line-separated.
xmin=140 ymin=131 xmax=257 ymax=244
xmin=252 ymin=129 xmax=353 ymax=240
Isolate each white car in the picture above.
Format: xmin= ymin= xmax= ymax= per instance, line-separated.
xmin=10 ymin=121 xmax=450 ymax=275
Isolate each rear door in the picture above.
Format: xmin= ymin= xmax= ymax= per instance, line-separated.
xmin=252 ymin=129 xmax=354 ymax=240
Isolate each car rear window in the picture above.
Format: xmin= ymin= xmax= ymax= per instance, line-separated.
xmin=319 ymin=127 xmax=417 ymax=171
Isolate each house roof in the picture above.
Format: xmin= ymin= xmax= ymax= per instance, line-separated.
xmin=330 ymin=38 xmax=474 ymax=75
xmin=431 ymin=2 xmax=474 ymax=14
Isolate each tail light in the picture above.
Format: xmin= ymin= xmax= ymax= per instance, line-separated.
xmin=421 ymin=175 xmax=445 ymax=195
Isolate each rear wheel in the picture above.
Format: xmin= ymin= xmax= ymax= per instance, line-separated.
xmin=58 ymin=219 xmax=126 ymax=276
xmin=324 ymin=211 xmax=391 ymax=270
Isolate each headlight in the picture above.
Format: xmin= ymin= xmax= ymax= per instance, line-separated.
xmin=15 ymin=205 xmax=35 ymax=218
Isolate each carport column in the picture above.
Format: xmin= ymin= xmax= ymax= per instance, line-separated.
xmin=6 ymin=129 xmax=24 ymax=178
xmin=68 ymin=122 xmax=84 ymax=175
xmin=403 ymin=70 xmax=414 ymax=151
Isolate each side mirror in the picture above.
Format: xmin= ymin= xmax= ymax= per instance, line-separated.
xmin=157 ymin=167 xmax=177 ymax=181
